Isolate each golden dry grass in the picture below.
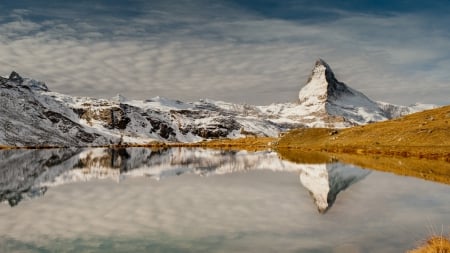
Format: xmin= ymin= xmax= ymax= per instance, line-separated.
xmin=277 ymin=105 xmax=450 ymax=160
xmin=164 ymin=137 xmax=276 ymax=151
xmin=408 ymin=235 xmax=450 ymax=253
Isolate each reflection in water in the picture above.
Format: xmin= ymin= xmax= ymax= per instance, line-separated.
xmin=0 ymin=147 xmax=369 ymax=212
xmin=278 ymin=147 xmax=450 ymax=185
xmin=0 ymin=148 xmax=82 ymax=206
xmin=299 ymin=163 xmax=369 ymax=213
xmin=1 ymin=148 xmax=449 ymax=253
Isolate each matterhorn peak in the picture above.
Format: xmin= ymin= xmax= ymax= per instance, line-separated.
xmin=299 ymin=59 xmax=354 ymax=105
xmin=297 ymin=59 xmax=391 ymax=125
xmin=306 ymin=59 xmax=334 ymax=84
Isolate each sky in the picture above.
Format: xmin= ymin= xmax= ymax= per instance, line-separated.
xmin=0 ymin=0 xmax=449 ymax=105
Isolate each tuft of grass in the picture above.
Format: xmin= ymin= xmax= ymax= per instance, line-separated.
xmin=408 ymin=235 xmax=450 ymax=253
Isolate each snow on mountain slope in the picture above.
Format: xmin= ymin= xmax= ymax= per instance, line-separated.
xmin=257 ymin=59 xmax=433 ymax=128
xmin=0 ymin=59 xmax=436 ymax=146
xmin=298 ymin=59 xmax=388 ymax=125
xmin=376 ymin=101 xmax=437 ymax=118
xmin=0 ymin=74 xmax=111 ymax=146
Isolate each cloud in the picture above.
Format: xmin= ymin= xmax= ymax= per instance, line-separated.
xmin=0 ymin=1 xmax=449 ymax=105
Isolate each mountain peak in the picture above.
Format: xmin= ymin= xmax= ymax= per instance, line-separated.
xmin=298 ymin=59 xmax=391 ymax=124
xmin=9 ymin=71 xmax=24 ymax=84
xmin=299 ymin=59 xmax=353 ymax=105
xmin=308 ymin=58 xmax=333 ymax=82
xmin=315 ymin=58 xmax=330 ymax=68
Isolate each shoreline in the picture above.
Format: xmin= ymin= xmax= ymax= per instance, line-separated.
xmin=0 ymin=137 xmax=275 ymax=151
xmin=1 ymin=137 xmax=449 ymax=161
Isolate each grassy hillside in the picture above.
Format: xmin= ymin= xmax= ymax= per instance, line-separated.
xmin=277 ymin=105 xmax=450 ymax=160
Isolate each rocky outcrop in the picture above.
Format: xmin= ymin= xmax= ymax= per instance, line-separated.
xmin=0 ymin=73 xmax=107 ymax=146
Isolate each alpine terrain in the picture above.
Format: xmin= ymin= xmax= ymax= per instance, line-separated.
xmin=0 ymin=59 xmax=435 ymax=146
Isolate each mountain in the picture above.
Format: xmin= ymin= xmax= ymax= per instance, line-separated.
xmin=0 ymin=60 xmax=436 ymax=146
xmin=0 ymin=73 xmax=110 ymax=146
xmin=298 ymin=59 xmax=387 ymax=124
xmin=297 ymin=59 xmax=435 ymax=125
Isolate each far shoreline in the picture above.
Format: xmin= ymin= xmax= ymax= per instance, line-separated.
xmin=1 ymin=137 xmax=449 ymax=162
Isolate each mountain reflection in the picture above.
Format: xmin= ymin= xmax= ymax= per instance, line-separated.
xmin=0 ymin=148 xmax=369 ymax=212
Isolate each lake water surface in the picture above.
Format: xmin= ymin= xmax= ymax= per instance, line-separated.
xmin=0 ymin=148 xmax=449 ymax=253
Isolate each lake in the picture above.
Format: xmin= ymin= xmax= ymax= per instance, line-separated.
xmin=0 ymin=147 xmax=449 ymax=253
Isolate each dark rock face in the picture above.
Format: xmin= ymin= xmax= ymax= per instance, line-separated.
xmin=144 ymin=110 xmax=175 ymax=139
xmin=43 ymin=111 xmax=101 ymax=143
xmin=0 ymin=78 xmax=106 ymax=146
xmin=78 ymin=105 xmax=131 ymax=130
xmin=8 ymin=71 xmax=23 ymax=84
xmin=0 ymin=76 xmax=8 ymax=85
xmin=142 ymin=108 xmax=243 ymax=140
xmin=159 ymin=123 xmax=175 ymax=139
xmin=116 ymin=104 xmax=132 ymax=129
xmin=315 ymin=59 xmax=354 ymax=101
xmin=72 ymin=108 xmax=85 ymax=117
xmin=175 ymin=110 xmax=242 ymax=139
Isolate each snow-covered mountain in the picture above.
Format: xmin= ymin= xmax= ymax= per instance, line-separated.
xmin=1 ymin=147 xmax=370 ymax=213
xmin=296 ymin=59 xmax=435 ymax=125
xmin=0 ymin=60 xmax=435 ymax=146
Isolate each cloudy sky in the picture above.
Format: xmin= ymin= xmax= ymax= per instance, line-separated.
xmin=1 ymin=0 xmax=449 ymax=105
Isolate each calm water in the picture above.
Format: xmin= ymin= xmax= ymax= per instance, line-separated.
xmin=0 ymin=148 xmax=449 ymax=253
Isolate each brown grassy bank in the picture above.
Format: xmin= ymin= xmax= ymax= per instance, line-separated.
xmin=0 ymin=137 xmax=276 ymax=151
xmin=151 ymin=137 xmax=276 ymax=151
xmin=277 ymin=105 xmax=450 ymax=161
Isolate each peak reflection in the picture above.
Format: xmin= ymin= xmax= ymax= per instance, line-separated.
xmin=0 ymin=147 xmax=369 ymax=212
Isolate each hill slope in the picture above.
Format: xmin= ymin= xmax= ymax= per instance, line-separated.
xmin=277 ymin=105 xmax=450 ymax=158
